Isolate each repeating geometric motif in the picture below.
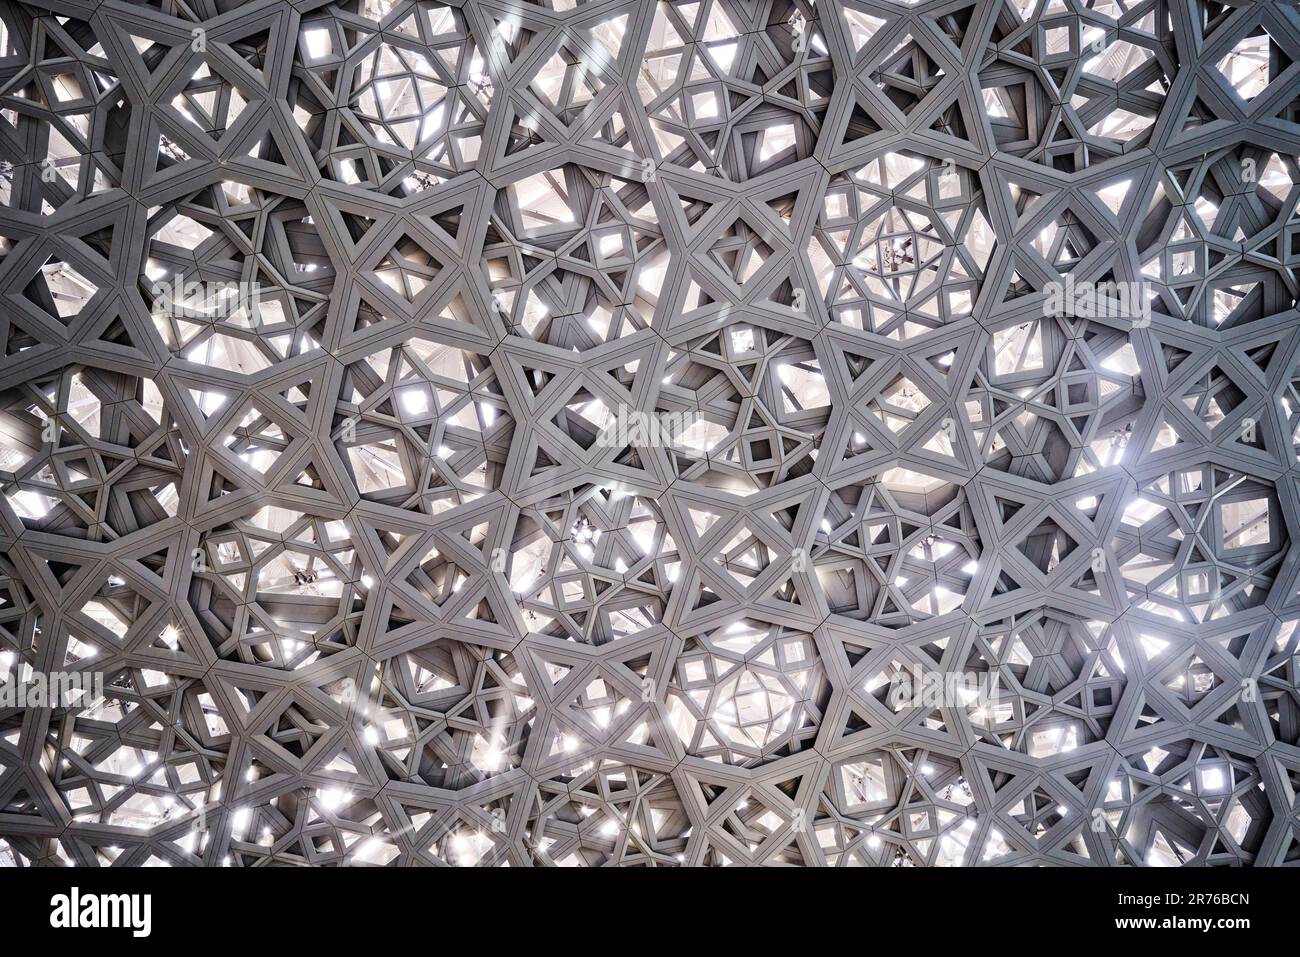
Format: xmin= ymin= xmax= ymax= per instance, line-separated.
xmin=0 ymin=0 xmax=1297 ymax=867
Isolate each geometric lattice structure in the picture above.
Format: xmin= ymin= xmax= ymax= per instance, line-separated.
xmin=2 ymin=0 xmax=1300 ymax=868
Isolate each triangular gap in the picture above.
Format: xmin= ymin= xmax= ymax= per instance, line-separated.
xmin=464 ymin=593 xmax=499 ymax=624
xmin=351 ymin=293 xmax=397 ymax=336
xmin=234 ymin=115 xmax=303 ymax=173
xmin=1063 ymin=767 xmax=1092 ymax=794
xmin=1149 ymin=416 xmax=1182 ymax=452
xmin=1242 ymin=342 xmax=1276 ymax=373
xmin=1003 ymin=176 xmax=1047 ymax=226
xmin=1161 ymin=342 xmax=1192 ymax=374
xmin=529 ymin=442 xmax=563 ymax=477
xmin=204 ymin=459 xmax=248 ymax=502
xmin=1177 ymin=97 xmax=1222 ymax=135
xmin=843 ymin=9 xmax=886 ymax=54
xmin=838 ymin=348 xmax=874 ymax=381
xmin=119 ymin=27 xmax=189 ymax=81
xmin=502 ymin=100 xmax=555 ymax=157
xmin=227 ymin=28 xmax=275 ymax=86
xmin=841 ymin=706 xmax=873 ymax=737
xmin=69 ymin=218 xmax=116 ymax=262
xmin=933 ymin=2 xmax=976 ymax=48
xmin=921 ymin=423 xmax=958 ymax=458
xmin=1094 ymin=177 xmax=1131 ymax=216
xmin=288 ymin=457 xmax=326 ymax=490
xmin=923 ymin=339 xmax=962 ymax=379
xmin=842 ymin=98 xmax=883 ymax=150
xmin=91 ymin=309 xmax=139 ymax=353
xmin=770 ymin=500 xmax=801 ymax=533
xmin=994 ymin=495 xmax=1025 ymax=525
xmin=984 ymin=763 xmax=1016 ymax=794
xmin=276 ymin=374 xmax=313 ymax=410
xmin=340 ymin=209 xmax=377 ymax=246
xmin=765 ymin=191 xmax=799 ymax=229
xmin=425 ymin=199 xmax=466 ymax=247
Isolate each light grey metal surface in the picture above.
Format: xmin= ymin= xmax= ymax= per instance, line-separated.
xmin=0 ymin=0 xmax=1298 ymax=866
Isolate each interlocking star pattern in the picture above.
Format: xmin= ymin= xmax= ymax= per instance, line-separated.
xmin=0 ymin=0 xmax=1299 ymax=867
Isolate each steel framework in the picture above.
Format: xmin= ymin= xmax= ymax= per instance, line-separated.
xmin=0 ymin=0 xmax=1299 ymax=867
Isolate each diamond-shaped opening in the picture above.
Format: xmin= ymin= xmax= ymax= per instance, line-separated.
xmin=222 ymin=404 xmax=293 ymax=476
xmin=1181 ymin=365 xmax=1246 ymax=430
xmin=1016 ymin=517 xmax=1077 ymax=574
xmin=553 ymin=391 xmax=614 ymax=451
xmin=708 ymin=217 xmax=774 ymax=285
xmin=25 ymin=257 xmax=98 ymax=321
xmin=1215 ymin=31 xmax=1288 ymax=102
xmin=1162 ymin=654 xmax=1222 ymax=705
xmin=870 ymin=375 xmax=931 ymax=434
xmin=712 ymin=527 xmax=775 ymax=586
xmin=1219 ymin=496 xmax=1271 ymax=551
xmin=372 ymin=235 xmax=442 ymax=301
xmin=529 ymin=43 xmax=607 ymax=115
xmin=870 ymin=35 xmax=946 ymax=112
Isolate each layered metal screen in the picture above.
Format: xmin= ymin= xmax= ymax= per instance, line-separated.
xmin=1 ymin=0 xmax=1300 ymax=868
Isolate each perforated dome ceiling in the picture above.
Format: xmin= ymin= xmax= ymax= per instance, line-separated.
xmin=2 ymin=0 xmax=1300 ymax=867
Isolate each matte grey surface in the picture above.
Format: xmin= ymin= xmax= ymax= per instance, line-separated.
xmin=0 ymin=0 xmax=1298 ymax=866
